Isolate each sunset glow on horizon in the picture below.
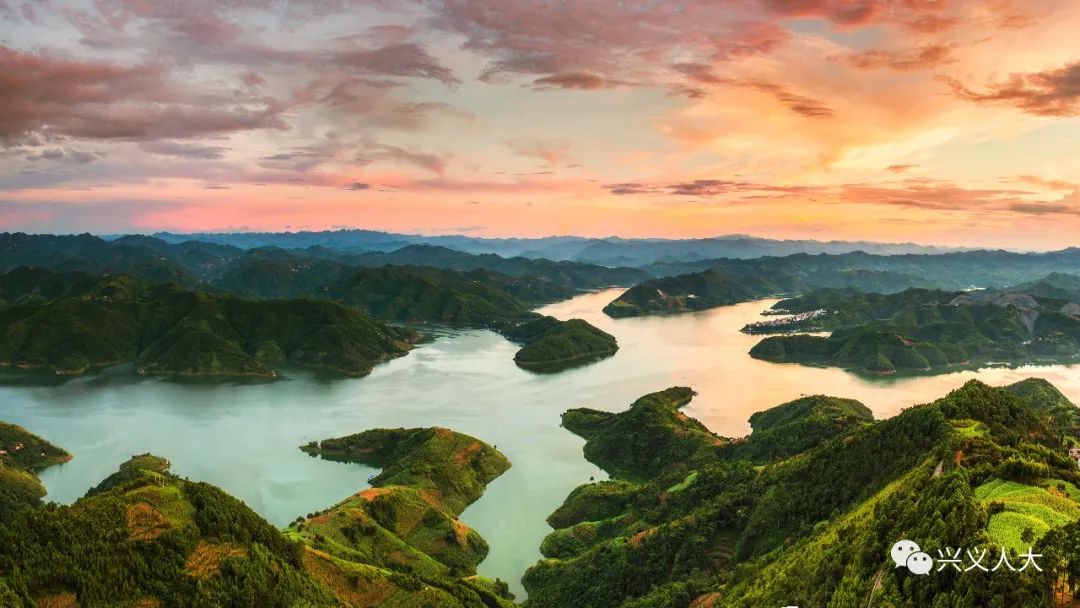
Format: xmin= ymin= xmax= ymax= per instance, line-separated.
xmin=2 ymin=0 xmax=1079 ymax=249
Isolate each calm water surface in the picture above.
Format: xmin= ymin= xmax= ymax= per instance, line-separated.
xmin=3 ymin=288 xmax=1080 ymax=595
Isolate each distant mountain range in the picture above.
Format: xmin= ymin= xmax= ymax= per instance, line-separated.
xmin=142 ymin=229 xmax=969 ymax=266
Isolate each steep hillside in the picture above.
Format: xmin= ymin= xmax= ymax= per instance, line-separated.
xmin=0 ymin=422 xmax=70 ymax=522
xmin=295 ymin=427 xmax=515 ymax=603
xmin=0 ymin=427 xmax=517 ymax=607
xmin=524 ymin=379 xmax=1080 ymax=608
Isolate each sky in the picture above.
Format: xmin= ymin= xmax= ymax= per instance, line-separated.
xmin=1 ymin=0 xmax=1079 ymax=249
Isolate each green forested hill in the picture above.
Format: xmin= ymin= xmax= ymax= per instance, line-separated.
xmin=323 ymin=265 xmax=557 ymax=329
xmin=654 ymin=249 xmax=1080 ymax=291
xmin=747 ymin=287 xmax=1080 ymax=374
xmin=524 ymin=379 xmax=1080 ymax=608
xmin=293 ymin=427 xmax=516 ymax=605
xmin=325 ymin=244 xmax=650 ymax=290
xmin=0 ymin=234 xmax=627 ymax=329
xmin=0 ymin=422 xmax=70 ymax=523
xmin=504 ymin=316 xmax=618 ymax=371
xmin=0 ymin=279 xmax=415 ymax=378
xmin=0 ymin=427 xmax=516 ymax=607
xmin=561 ymin=387 xmax=716 ymax=480
xmin=0 ymin=454 xmax=343 ymax=607
xmin=603 ymin=268 xmax=803 ymax=317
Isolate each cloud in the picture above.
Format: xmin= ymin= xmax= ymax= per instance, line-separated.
xmin=672 ymin=63 xmax=834 ymax=118
xmin=602 ymin=176 xmax=1060 ymax=215
xmin=886 ymin=164 xmax=918 ymax=173
xmin=945 ymin=61 xmax=1080 ymax=117
xmin=25 ymin=147 xmax=104 ymax=164
xmin=844 ymin=45 xmax=954 ymax=71
xmin=0 ymin=46 xmax=288 ymax=142
xmin=532 ymin=71 xmax=610 ymax=90
xmin=368 ymin=101 xmax=474 ymax=131
xmin=139 ymin=141 xmax=229 ymax=160
xmin=358 ymin=143 xmax=448 ymax=176
xmin=750 ymin=82 xmax=835 ymax=118
xmin=606 ymin=182 xmax=658 ymax=195
xmin=333 ymin=43 xmax=459 ymax=85
xmin=346 ymin=182 xmax=371 ymax=190
xmin=507 ymin=139 xmax=572 ymax=165
xmin=428 ymin=0 xmax=793 ymax=88
xmin=761 ymin=0 xmax=882 ymax=26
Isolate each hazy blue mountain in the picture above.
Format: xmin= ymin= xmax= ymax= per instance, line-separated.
xmin=145 ymin=230 xmax=968 ymax=265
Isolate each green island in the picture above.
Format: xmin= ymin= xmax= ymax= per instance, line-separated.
xmin=603 ymin=268 xmax=801 ymax=318
xmin=502 ymin=316 xmax=619 ymax=372
xmin=0 ymin=425 xmax=516 ymax=607
xmin=0 ymin=275 xmax=416 ymax=379
xmin=746 ymin=285 xmax=1080 ymax=375
xmin=522 ymin=378 xmax=1080 ymax=607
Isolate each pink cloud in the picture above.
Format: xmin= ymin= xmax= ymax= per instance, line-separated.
xmin=0 ymin=46 xmax=288 ymax=142
xmin=945 ymin=61 xmax=1080 ymax=117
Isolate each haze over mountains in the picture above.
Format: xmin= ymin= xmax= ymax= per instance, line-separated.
xmin=145 ymin=230 xmax=970 ymax=266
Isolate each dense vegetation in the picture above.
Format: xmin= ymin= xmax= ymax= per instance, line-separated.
xmin=747 ymin=286 xmax=1080 ymax=374
xmin=0 ymin=422 xmax=69 ymax=522
xmin=654 ymin=249 xmax=1080 ymax=291
xmin=603 ymin=269 xmax=802 ymax=317
xmin=561 ymin=387 xmax=719 ymax=480
xmin=295 ymin=427 xmax=515 ymax=604
xmin=504 ymin=316 xmax=618 ymax=372
xmin=0 ymin=454 xmax=342 ymax=607
xmin=0 ymin=233 xmax=642 ymax=330
xmin=321 ymin=265 xmax=551 ymax=330
xmin=319 ymin=244 xmax=650 ymax=290
xmin=0 ymin=275 xmax=415 ymax=378
xmin=0 ymin=426 xmax=516 ymax=607
xmin=524 ymin=378 xmax=1080 ymax=608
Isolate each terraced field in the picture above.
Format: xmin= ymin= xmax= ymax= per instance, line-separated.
xmin=975 ymin=478 xmax=1080 ymax=551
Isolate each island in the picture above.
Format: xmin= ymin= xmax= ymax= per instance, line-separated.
xmin=603 ymin=268 xmax=801 ymax=317
xmin=0 ymin=426 xmax=516 ymax=607
xmin=746 ymin=286 xmax=1080 ymax=374
xmin=502 ymin=316 xmax=618 ymax=372
xmin=523 ymin=379 xmax=1080 ymax=608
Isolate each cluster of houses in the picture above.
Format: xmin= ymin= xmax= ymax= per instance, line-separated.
xmin=0 ymin=441 xmax=24 ymax=457
xmin=741 ymin=309 xmax=829 ymax=334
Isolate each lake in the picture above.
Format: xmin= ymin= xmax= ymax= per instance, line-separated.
xmin=4 ymin=288 xmax=1080 ymax=597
